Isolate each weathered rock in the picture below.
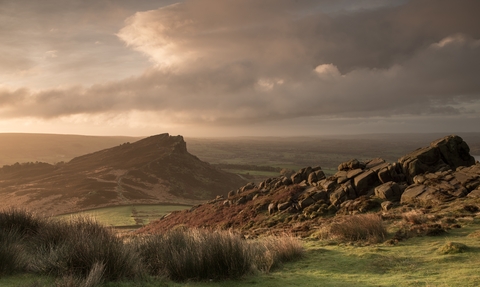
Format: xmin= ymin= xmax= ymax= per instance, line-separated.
xmin=236 ymin=196 xmax=247 ymax=205
xmin=307 ymin=172 xmax=318 ymax=185
xmin=400 ymin=184 xmax=426 ymax=204
xmin=315 ymin=170 xmax=326 ymax=181
xmin=321 ymin=179 xmax=338 ymax=193
xmin=366 ymin=158 xmax=387 ymax=171
xmin=377 ymin=164 xmax=402 ymax=183
xmin=338 ymin=197 xmax=381 ymax=214
xmin=291 ymin=172 xmax=303 ymax=184
xmin=336 ymin=180 xmax=354 ymax=200
xmin=228 ymin=190 xmax=236 ymax=198
xmin=347 ymin=169 xmax=363 ymax=179
xmin=354 ymin=170 xmax=380 ymax=196
xmin=300 ymin=197 xmax=315 ymax=209
xmin=398 ymin=135 xmax=475 ymax=184
xmin=282 ymin=176 xmax=293 ymax=186
xmin=311 ymin=190 xmax=328 ymax=202
xmin=302 ymin=167 xmax=314 ymax=178
xmin=375 ymin=181 xmax=404 ymax=202
xmin=401 ymin=180 xmax=468 ymax=205
xmin=330 ymin=186 xmax=347 ymax=206
xmin=241 ymin=182 xmax=256 ymax=192
xmin=467 ymin=189 xmax=480 ymax=198
xmin=277 ymin=201 xmax=291 ymax=211
xmin=381 ymin=201 xmax=394 ymax=211
xmin=268 ymin=203 xmax=277 ymax=214
xmin=338 ymin=159 xmax=362 ymax=171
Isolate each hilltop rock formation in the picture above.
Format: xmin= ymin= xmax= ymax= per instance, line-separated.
xmin=0 ymin=133 xmax=246 ymax=215
xmin=139 ymin=135 xmax=480 ymax=237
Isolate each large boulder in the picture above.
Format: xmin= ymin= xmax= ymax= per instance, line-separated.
xmin=374 ymin=181 xmax=405 ymax=202
xmin=353 ymin=170 xmax=380 ymax=196
xmin=398 ymin=135 xmax=475 ymax=184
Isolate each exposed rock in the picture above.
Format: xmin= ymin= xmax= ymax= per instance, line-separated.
xmin=268 ymin=203 xmax=277 ymax=214
xmin=366 ymin=158 xmax=387 ymax=170
xmin=307 ymin=172 xmax=318 ymax=185
xmin=381 ymin=201 xmax=394 ymax=211
xmin=375 ymin=181 xmax=404 ymax=202
xmin=347 ymin=169 xmax=363 ymax=179
xmin=300 ymin=197 xmax=315 ymax=209
xmin=398 ymin=135 xmax=475 ymax=184
xmin=401 ymin=184 xmax=427 ymax=204
xmin=311 ymin=190 xmax=328 ymax=202
xmin=277 ymin=201 xmax=291 ymax=211
xmin=338 ymin=159 xmax=363 ymax=171
xmin=236 ymin=196 xmax=247 ymax=205
xmin=240 ymin=182 xmax=256 ymax=193
xmin=354 ymin=170 xmax=380 ymax=196
xmin=330 ymin=186 xmax=347 ymax=206
xmin=338 ymin=197 xmax=381 ymax=214
xmin=315 ymin=170 xmax=326 ymax=181
xmin=467 ymin=188 xmax=480 ymax=198
xmin=291 ymin=172 xmax=303 ymax=184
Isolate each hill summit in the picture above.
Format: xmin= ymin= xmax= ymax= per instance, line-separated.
xmin=0 ymin=133 xmax=246 ymax=215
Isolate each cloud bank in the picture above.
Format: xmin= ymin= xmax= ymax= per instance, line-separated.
xmin=1 ymin=0 xmax=479 ymax=133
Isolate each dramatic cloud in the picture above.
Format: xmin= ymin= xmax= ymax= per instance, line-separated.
xmin=1 ymin=0 xmax=479 ymax=135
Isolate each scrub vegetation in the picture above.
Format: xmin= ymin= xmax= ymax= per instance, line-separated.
xmin=0 ymin=209 xmax=303 ymax=286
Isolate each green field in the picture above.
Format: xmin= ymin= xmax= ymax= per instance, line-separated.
xmin=57 ymin=204 xmax=191 ymax=228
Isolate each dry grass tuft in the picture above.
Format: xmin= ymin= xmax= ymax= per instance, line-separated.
xmin=325 ymin=214 xmax=387 ymax=243
xmin=136 ymin=229 xmax=303 ymax=281
xmin=402 ymin=210 xmax=427 ymax=224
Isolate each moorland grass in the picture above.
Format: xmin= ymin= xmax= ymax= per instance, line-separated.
xmin=319 ymin=213 xmax=387 ymax=243
xmin=0 ymin=209 xmax=303 ymax=286
xmin=136 ymin=228 xmax=303 ymax=281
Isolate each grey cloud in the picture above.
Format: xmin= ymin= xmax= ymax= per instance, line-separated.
xmin=1 ymin=0 xmax=479 ymax=130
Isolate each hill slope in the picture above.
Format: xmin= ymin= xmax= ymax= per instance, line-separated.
xmin=139 ymin=135 xmax=480 ymax=237
xmin=0 ymin=133 xmax=246 ymax=215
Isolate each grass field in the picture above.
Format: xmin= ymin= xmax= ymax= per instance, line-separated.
xmin=57 ymin=204 xmax=191 ymax=228
xmin=3 ymin=215 xmax=480 ymax=287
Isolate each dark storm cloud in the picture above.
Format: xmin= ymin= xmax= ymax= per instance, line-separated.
xmin=1 ymin=0 xmax=479 ymax=129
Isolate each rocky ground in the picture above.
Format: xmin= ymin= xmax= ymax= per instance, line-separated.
xmin=139 ymin=135 xmax=480 ymax=240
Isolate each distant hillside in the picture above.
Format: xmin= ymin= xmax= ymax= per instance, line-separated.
xmin=0 ymin=134 xmax=246 ymax=215
xmin=0 ymin=133 xmax=142 ymax=167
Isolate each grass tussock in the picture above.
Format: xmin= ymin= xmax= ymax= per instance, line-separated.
xmin=437 ymin=242 xmax=468 ymax=255
xmin=325 ymin=214 xmax=387 ymax=243
xmin=136 ymin=228 xmax=303 ymax=281
xmin=402 ymin=210 xmax=427 ymax=224
xmin=0 ymin=229 xmax=28 ymax=275
xmin=0 ymin=209 xmax=303 ymax=284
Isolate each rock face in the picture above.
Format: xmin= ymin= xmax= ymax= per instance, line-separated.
xmin=398 ymin=135 xmax=475 ymax=184
xmin=400 ymin=164 xmax=480 ymax=205
xmin=139 ymin=134 xmax=480 ymax=237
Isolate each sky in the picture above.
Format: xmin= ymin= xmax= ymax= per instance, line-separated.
xmin=1 ymin=0 xmax=479 ymax=137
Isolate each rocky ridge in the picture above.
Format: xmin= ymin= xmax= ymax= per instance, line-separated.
xmin=140 ymin=135 xmax=480 ymax=237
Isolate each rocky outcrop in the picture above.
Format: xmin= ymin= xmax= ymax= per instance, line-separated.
xmin=398 ymin=135 xmax=475 ymax=184
xmin=400 ymin=163 xmax=480 ymax=205
xmin=139 ymin=135 xmax=480 ymax=237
